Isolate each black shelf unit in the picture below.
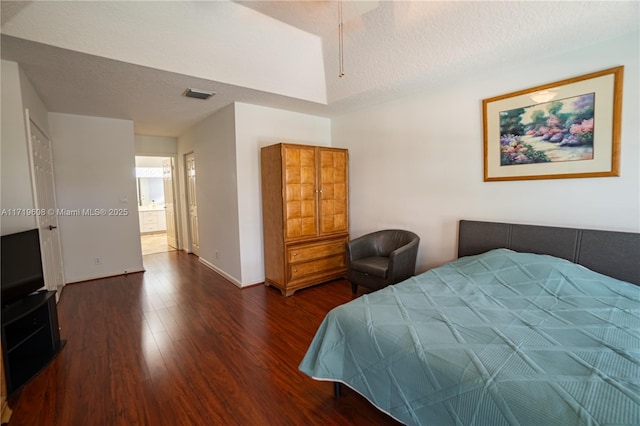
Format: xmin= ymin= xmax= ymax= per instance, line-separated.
xmin=2 ymin=290 xmax=65 ymax=394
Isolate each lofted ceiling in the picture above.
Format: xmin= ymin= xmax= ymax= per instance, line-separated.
xmin=1 ymin=1 xmax=638 ymax=137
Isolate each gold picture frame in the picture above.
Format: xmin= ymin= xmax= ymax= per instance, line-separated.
xmin=483 ymin=66 xmax=623 ymax=181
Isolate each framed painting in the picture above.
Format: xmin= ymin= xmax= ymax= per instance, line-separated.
xmin=483 ymin=66 xmax=623 ymax=181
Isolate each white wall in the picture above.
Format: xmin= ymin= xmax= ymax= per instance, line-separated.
xmin=18 ymin=66 xmax=50 ymax=134
xmin=333 ymin=32 xmax=640 ymax=272
xmin=134 ymin=134 xmax=177 ymax=156
xmin=49 ymin=113 xmax=144 ymax=283
xmin=2 ymin=1 xmax=326 ymax=104
xmin=234 ymin=102 xmax=331 ymax=285
xmin=178 ymin=104 xmax=242 ymax=284
xmin=1 ymin=61 xmax=35 ymax=234
xmin=0 ymin=60 xmax=50 ymax=235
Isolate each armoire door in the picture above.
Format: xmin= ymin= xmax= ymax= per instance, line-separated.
xmin=283 ymin=145 xmax=317 ymax=240
xmin=318 ymin=148 xmax=349 ymax=235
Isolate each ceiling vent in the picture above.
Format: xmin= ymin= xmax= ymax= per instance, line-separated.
xmin=184 ymin=88 xmax=215 ymax=100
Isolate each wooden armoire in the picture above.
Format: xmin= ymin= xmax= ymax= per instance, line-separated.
xmin=261 ymin=143 xmax=349 ymax=296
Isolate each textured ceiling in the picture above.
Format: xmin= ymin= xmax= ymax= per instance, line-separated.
xmin=1 ymin=1 xmax=638 ymax=137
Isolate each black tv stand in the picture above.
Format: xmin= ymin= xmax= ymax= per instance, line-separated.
xmin=1 ymin=290 xmax=65 ymax=394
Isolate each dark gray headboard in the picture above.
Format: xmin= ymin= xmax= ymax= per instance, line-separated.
xmin=458 ymin=220 xmax=640 ymax=286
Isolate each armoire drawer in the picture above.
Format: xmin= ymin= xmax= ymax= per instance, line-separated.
xmin=287 ymin=238 xmax=347 ymax=263
xmin=289 ymin=255 xmax=346 ymax=282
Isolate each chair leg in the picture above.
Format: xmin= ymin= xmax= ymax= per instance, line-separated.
xmin=350 ymin=282 xmax=357 ymax=294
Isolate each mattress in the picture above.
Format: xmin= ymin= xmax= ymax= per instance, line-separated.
xmin=299 ymin=249 xmax=640 ymax=425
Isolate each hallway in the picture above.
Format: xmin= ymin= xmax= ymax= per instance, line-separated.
xmin=140 ymin=232 xmax=176 ymax=256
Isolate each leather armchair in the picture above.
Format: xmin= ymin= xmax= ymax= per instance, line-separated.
xmin=346 ymin=229 xmax=420 ymax=294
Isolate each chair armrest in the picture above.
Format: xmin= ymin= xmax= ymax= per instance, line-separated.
xmin=387 ymin=238 xmax=420 ymax=283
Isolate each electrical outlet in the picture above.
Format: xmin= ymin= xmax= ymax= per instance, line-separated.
xmin=215 ymin=250 xmax=220 ymax=259
xmin=94 ymin=257 xmax=101 ymax=265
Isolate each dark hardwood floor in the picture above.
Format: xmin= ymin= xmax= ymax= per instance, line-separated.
xmin=6 ymin=251 xmax=400 ymax=425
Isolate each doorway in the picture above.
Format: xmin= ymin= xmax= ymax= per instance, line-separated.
xmin=135 ymin=156 xmax=178 ymax=255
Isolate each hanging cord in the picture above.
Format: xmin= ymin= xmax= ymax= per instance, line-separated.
xmin=338 ymin=0 xmax=345 ymax=77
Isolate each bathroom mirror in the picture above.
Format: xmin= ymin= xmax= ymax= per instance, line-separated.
xmin=137 ymin=176 xmax=164 ymax=207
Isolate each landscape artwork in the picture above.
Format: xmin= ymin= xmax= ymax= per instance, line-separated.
xmin=483 ymin=66 xmax=622 ymax=181
xmin=499 ymin=93 xmax=595 ymax=166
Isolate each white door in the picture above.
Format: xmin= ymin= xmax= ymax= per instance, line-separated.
xmin=162 ymin=158 xmax=178 ymax=248
xmin=185 ymin=153 xmax=200 ymax=256
xmin=26 ymin=111 xmax=65 ymax=297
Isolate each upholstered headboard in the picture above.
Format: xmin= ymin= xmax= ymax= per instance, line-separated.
xmin=458 ymin=220 xmax=640 ymax=286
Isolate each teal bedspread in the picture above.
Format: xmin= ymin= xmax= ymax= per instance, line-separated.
xmin=299 ymin=249 xmax=640 ymax=425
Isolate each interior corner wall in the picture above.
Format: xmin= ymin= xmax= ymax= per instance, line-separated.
xmin=176 ymin=102 xmax=331 ymax=287
xmin=18 ymin=65 xmax=50 ymax=135
xmin=234 ymin=102 xmax=331 ymax=286
xmin=48 ymin=113 xmax=144 ymax=283
xmin=1 ymin=60 xmax=38 ymax=235
xmin=333 ymin=31 xmax=640 ymax=272
xmin=177 ymin=104 xmax=243 ymax=285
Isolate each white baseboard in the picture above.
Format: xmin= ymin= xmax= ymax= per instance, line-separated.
xmin=66 ymin=267 xmax=145 ymax=285
xmin=198 ymin=257 xmax=242 ymax=288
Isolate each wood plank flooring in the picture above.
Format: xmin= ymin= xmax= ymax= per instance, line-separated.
xmin=6 ymin=251 xmax=400 ymax=425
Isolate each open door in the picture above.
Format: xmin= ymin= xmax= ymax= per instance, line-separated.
xmin=185 ymin=152 xmax=200 ymax=256
xmin=162 ymin=158 xmax=178 ymax=249
xmin=25 ymin=110 xmax=65 ymax=299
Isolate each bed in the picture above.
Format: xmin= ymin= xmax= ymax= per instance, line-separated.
xmin=299 ymin=220 xmax=640 ymax=425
